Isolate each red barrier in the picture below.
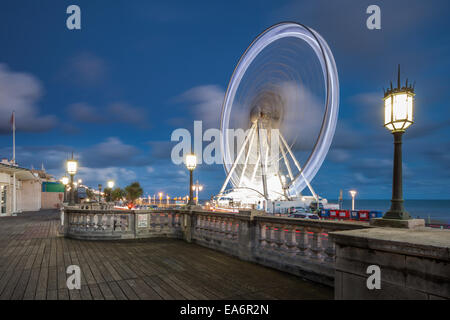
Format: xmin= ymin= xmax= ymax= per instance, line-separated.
xmin=358 ymin=210 xmax=370 ymax=221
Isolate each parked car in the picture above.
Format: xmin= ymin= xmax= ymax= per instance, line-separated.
xmin=288 ymin=206 xmax=308 ymax=214
xmin=288 ymin=212 xmax=320 ymax=220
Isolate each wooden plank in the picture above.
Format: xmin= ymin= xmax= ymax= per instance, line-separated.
xmin=125 ymin=278 xmax=162 ymax=300
xmin=98 ymin=282 xmax=116 ymax=300
xmin=105 ymin=281 xmax=126 ymax=300
xmin=88 ymin=284 xmax=104 ymax=300
xmin=11 ymin=269 xmax=31 ymax=300
xmin=116 ymin=280 xmax=139 ymax=300
xmin=23 ymin=268 xmax=40 ymax=300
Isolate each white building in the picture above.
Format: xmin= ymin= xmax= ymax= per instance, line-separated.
xmin=0 ymin=160 xmax=41 ymax=216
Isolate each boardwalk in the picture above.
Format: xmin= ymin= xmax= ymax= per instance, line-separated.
xmin=0 ymin=210 xmax=333 ymax=300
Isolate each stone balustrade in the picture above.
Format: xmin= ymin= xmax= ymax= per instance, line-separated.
xmin=63 ymin=208 xmax=182 ymax=240
xmin=61 ymin=207 xmax=369 ymax=286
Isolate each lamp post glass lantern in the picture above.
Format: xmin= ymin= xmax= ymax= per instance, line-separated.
xmin=383 ymin=65 xmax=414 ymax=220
xmin=107 ymin=180 xmax=114 ymax=189
xmin=185 ymin=153 xmax=197 ymax=206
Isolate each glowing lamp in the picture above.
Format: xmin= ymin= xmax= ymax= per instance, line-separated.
xmin=185 ymin=153 xmax=197 ymax=171
xmin=61 ymin=176 xmax=69 ymax=185
xmin=107 ymin=180 xmax=115 ymax=189
xmin=66 ymin=159 xmax=78 ymax=175
xmin=383 ymin=67 xmax=414 ymax=133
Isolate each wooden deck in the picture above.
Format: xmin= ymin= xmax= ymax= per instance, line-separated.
xmin=0 ymin=210 xmax=333 ymax=300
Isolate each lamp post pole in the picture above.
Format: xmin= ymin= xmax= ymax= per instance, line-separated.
xmin=98 ymin=184 xmax=102 ymax=203
xmin=69 ymin=174 xmax=75 ymax=206
xmin=189 ymin=169 xmax=194 ymax=205
xmin=385 ymin=131 xmax=410 ymax=219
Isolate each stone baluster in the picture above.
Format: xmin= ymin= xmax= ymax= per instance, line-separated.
xmin=93 ymin=214 xmax=99 ymax=230
xmin=283 ymin=227 xmax=297 ymax=260
xmin=219 ymin=218 xmax=226 ymax=241
xmin=309 ymin=228 xmax=322 ymax=260
xmin=264 ymin=225 xmax=274 ymax=256
xmin=226 ymin=220 xmax=233 ymax=241
xmin=84 ymin=214 xmax=90 ymax=231
xmin=295 ymin=227 xmax=309 ymax=258
xmin=104 ymin=214 xmax=113 ymax=232
xmin=232 ymin=220 xmax=238 ymax=242
xmin=322 ymin=232 xmax=335 ymax=263
xmin=257 ymin=223 xmax=267 ymax=256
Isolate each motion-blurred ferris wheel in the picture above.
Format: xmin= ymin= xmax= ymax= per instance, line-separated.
xmin=218 ymin=22 xmax=339 ymax=205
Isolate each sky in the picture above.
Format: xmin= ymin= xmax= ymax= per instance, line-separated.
xmin=0 ymin=0 xmax=449 ymax=200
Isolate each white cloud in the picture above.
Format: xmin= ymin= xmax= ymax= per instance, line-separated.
xmin=176 ymin=85 xmax=225 ymax=129
xmin=64 ymin=52 xmax=107 ymax=86
xmin=0 ymin=63 xmax=57 ymax=133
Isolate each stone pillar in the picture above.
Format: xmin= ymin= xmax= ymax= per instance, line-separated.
xmin=181 ymin=211 xmax=193 ymax=243
xmin=238 ymin=217 xmax=255 ymax=261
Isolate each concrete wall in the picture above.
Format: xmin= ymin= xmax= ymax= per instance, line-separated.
xmin=42 ymin=192 xmax=63 ymax=209
xmin=331 ymin=227 xmax=450 ymax=300
xmin=18 ymin=180 xmax=41 ymax=212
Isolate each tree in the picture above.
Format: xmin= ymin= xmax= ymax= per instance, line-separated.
xmin=125 ymin=182 xmax=143 ymax=203
xmin=111 ymin=187 xmax=126 ymax=201
xmin=103 ymin=187 xmax=112 ymax=202
xmin=86 ymin=188 xmax=95 ymax=200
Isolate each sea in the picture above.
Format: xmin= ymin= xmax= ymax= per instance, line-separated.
xmin=332 ymin=199 xmax=450 ymax=224
xmin=200 ymin=199 xmax=450 ymax=224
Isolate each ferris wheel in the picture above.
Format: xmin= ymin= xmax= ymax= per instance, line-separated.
xmin=218 ymin=22 xmax=339 ymax=204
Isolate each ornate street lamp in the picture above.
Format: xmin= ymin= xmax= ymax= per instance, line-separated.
xmin=383 ymin=65 xmax=414 ymax=220
xmin=349 ymin=190 xmax=357 ymax=211
xmin=185 ymin=153 xmax=197 ymax=206
xmin=66 ymin=154 xmax=78 ymax=206
xmin=192 ymin=180 xmax=203 ymax=205
xmin=61 ymin=176 xmax=69 ymax=203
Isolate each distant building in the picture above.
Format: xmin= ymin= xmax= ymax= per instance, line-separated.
xmin=0 ymin=160 xmax=41 ymax=216
xmin=0 ymin=159 xmax=64 ymax=216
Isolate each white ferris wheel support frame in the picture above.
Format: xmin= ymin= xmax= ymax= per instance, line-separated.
xmin=218 ymin=120 xmax=319 ymax=202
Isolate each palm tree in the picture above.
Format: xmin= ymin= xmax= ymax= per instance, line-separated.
xmin=125 ymin=182 xmax=143 ymax=204
xmin=111 ymin=187 xmax=126 ymax=201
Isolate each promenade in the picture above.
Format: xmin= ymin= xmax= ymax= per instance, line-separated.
xmin=0 ymin=210 xmax=332 ymax=300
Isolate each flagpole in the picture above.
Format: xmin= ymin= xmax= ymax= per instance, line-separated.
xmin=12 ymin=111 xmax=15 ymax=164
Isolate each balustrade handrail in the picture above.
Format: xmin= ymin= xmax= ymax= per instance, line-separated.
xmin=61 ymin=206 xmax=372 ymax=287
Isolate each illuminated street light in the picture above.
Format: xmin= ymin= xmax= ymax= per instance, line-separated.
xmin=66 ymin=153 xmax=78 ymax=206
xmin=383 ymin=65 xmax=414 ymax=220
xmin=192 ymin=180 xmax=203 ymax=205
xmin=107 ymin=180 xmax=115 ymax=189
xmin=61 ymin=176 xmax=69 ymax=185
xmin=61 ymin=176 xmax=69 ymax=203
xmin=349 ymin=190 xmax=357 ymax=211
xmin=159 ymin=192 xmax=163 ymax=205
xmin=185 ymin=153 xmax=197 ymax=206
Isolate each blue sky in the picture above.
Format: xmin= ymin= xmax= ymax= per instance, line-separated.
xmin=0 ymin=0 xmax=449 ymax=200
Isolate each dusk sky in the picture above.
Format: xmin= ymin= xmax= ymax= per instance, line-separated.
xmin=0 ymin=0 xmax=449 ymax=200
